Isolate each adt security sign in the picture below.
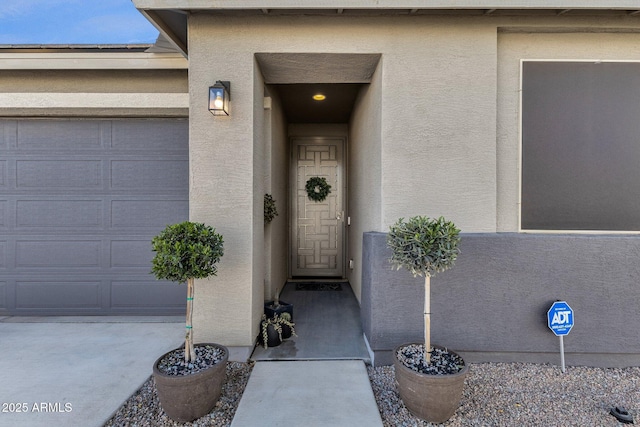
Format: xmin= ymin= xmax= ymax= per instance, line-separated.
xmin=547 ymin=301 xmax=574 ymax=336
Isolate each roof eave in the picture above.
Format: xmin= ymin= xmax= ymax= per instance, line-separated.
xmin=131 ymin=0 xmax=640 ymax=57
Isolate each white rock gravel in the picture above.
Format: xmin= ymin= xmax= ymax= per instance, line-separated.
xmin=368 ymin=362 xmax=640 ymax=426
xmin=104 ymin=362 xmax=253 ymax=427
xmin=105 ymin=361 xmax=639 ymax=426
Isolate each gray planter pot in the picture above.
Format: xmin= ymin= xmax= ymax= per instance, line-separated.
xmin=153 ymin=343 xmax=228 ymax=422
xmin=393 ymin=343 xmax=468 ymax=424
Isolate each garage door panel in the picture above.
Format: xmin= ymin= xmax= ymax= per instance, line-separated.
xmin=1 ymin=121 xmax=16 ymax=148
xmin=0 ymin=241 xmax=5 ymax=268
xmin=0 ymin=201 xmax=6 ymax=228
xmin=17 ymin=199 xmax=103 ymax=228
xmin=1 ymin=118 xmax=188 ymax=315
xmin=0 ymin=282 xmax=6 ymax=309
xmin=17 ymin=160 xmax=102 ymax=189
xmin=111 ymin=120 xmax=188 ymax=151
xmin=16 ymin=281 xmax=101 ymax=309
xmin=110 ymin=240 xmax=153 ymax=269
xmin=0 ymin=161 xmax=5 ymax=186
xmin=0 ymin=124 xmax=6 ymax=148
xmin=111 ymin=280 xmax=186 ymax=309
xmin=16 ymin=240 xmax=101 ymax=268
xmin=110 ymin=159 xmax=188 ymax=190
xmin=17 ymin=120 xmax=106 ymax=150
xmin=110 ymin=199 xmax=187 ymax=229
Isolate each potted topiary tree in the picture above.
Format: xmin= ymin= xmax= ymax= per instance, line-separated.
xmin=150 ymin=221 xmax=227 ymax=423
xmin=387 ymin=215 xmax=467 ymax=424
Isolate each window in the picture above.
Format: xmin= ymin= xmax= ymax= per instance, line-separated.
xmin=521 ymin=61 xmax=640 ymax=231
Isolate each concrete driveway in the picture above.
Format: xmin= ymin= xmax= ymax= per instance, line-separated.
xmin=0 ymin=316 xmax=183 ymax=427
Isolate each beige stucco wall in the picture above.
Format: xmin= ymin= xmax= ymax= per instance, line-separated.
xmin=378 ymin=19 xmax=498 ymax=232
xmin=348 ymin=64 xmax=383 ymax=301
xmin=0 ymin=68 xmax=188 ymax=117
xmin=0 ymin=69 xmax=187 ymax=93
xmin=188 ymin=17 xmax=260 ymax=346
xmin=186 ymin=12 xmax=640 ymax=348
xmin=186 ymin=14 xmax=499 ymax=347
xmin=264 ymin=87 xmax=288 ymax=302
xmin=251 ymin=61 xmax=267 ymax=344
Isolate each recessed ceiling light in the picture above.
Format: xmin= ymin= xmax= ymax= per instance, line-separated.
xmin=313 ymin=94 xmax=326 ymax=101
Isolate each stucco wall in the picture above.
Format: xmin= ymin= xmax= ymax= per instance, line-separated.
xmin=188 ymin=16 xmax=259 ymax=346
xmin=348 ymin=64 xmax=383 ymax=301
xmin=267 ymin=89 xmax=289 ymax=302
xmin=0 ymin=69 xmax=187 ymax=93
xmin=378 ymin=19 xmax=497 ymax=232
xmin=0 ymin=69 xmax=188 ymax=117
xmin=0 ymin=69 xmax=189 ymax=117
xmin=186 ymin=13 xmax=640 ymax=350
xmin=362 ymin=231 xmax=640 ymax=368
xmin=251 ymin=62 xmax=267 ymax=344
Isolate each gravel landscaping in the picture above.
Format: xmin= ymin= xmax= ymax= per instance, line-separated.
xmin=104 ymin=362 xmax=253 ymax=427
xmin=395 ymin=344 xmax=465 ymax=375
xmin=155 ymin=345 xmax=227 ymax=376
xmin=105 ymin=361 xmax=639 ymax=426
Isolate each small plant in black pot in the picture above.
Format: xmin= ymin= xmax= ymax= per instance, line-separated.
xmin=264 ymin=286 xmax=293 ymax=320
xmin=150 ymin=221 xmax=227 ymax=423
xmin=387 ymin=215 xmax=466 ymax=424
xmin=258 ymin=313 xmax=296 ymax=349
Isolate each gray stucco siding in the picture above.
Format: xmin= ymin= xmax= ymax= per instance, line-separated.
xmin=362 ymin=231 xmax=640 ymax=367
xmin=0 ymin=118 xmax=189 ymax=315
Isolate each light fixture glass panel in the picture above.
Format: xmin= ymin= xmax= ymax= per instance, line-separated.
xmin=209 ymin=81 xmax=230 ymax=116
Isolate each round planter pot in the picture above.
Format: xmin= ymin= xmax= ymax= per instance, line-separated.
xmin=393 ymin=343 xmax=468 ymax=424
xmin=258 ymin=322 xmax=283 ymax=347
xmin=153 ymin=343 xmax=228 ymax=423
xmin=280 ymin=323 xmax=292 ymax=340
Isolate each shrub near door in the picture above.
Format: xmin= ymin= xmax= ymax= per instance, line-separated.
xmin=150 ymin=221 xmax=227 ymax=422
xmin=387 ymin=216 xmax=467 ymax=423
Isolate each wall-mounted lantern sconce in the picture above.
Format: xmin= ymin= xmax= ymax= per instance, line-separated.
xmin=209 ymin=81 xmax=230 ymax=116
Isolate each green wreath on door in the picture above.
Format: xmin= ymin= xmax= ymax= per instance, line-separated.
xmin=305 ymin=177 xmax=332 ymax=202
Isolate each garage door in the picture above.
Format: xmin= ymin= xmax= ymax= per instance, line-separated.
xmin=0 ymin=118 xmax=189 ymax=315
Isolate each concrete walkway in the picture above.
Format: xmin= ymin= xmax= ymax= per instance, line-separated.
xmin=231 ymin=360 xmax=383 ymax=427
xmin=0 ymin=304 xmax=382 ymax=426
xmin=0 ymin=316 xmax=183 ymax=427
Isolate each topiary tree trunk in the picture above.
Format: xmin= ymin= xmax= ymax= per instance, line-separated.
xmin=151 ymin=221 xmax=224 ymax=363
xmin=185 ymin=277 xmax=195 ymax=362
xmin=424 ymin=276 xmax=431 ymax=362
xmin=388 ymin=216 xmax=460 ymax=364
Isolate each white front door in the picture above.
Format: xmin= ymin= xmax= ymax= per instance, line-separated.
xmin=290 ymin=137 xmax=345 ymax=277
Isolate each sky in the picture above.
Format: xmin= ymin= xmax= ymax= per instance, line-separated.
xmin=0 ymin=0 xmax=159 ymax=45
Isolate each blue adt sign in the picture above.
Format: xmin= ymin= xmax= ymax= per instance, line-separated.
xmin=547 ymin=301 xmax=574 ymax=336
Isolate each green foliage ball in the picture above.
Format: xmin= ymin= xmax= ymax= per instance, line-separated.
xmin=151 ymin=221 xmax=224 ymax=284
xmin=387 ymin=216 xmax=460 ymax=278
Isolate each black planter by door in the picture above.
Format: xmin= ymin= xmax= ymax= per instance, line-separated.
xmin=264 ymin=300 xmax=293 ymax=320
xmin=258 ymin=322 xmax=282 ymax=348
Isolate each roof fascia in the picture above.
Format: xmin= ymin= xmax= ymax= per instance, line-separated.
xmin=137 ymin=9 xmax=188 ymax=58
xmin=132 ymin=0 xmax=640 ymax=10
xmin=0 ymin=52 xmax=188 ymax=70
